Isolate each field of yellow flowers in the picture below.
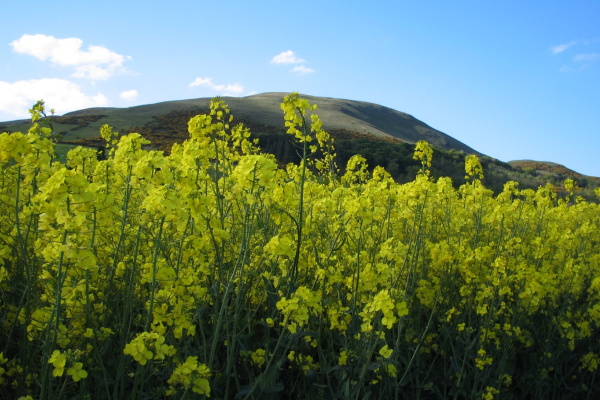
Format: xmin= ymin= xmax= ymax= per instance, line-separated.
xmin=1 ymin=93 xmax=600 ymax=399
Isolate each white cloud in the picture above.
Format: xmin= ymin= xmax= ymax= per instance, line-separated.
xmin=73 ymin=65 xmax=113 ymax=80
xmin=574 ymin=53 xmax=600 ymax=62
xmin=291 ymin=65 xmax=314 ymax=74
xmin=10 ymin=34 xmax=131 ymax=80
xmin=189 ymin=77 xmax=244 ymax=96
xmin=120 ymin=89 xmax=138 ymax=101
xmin=271 ymin=50 xmax=306 ymax=65
xmin=550 ymin=41 xmax=577 ymax=54
xmin=0 ymin=78 xmax=108 ymax=118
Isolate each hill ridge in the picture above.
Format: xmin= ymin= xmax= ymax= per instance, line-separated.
xmin=1 ymin=92 xmax=480 ymax=155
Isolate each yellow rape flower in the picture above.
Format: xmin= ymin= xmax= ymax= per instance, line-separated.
xmin=252 ymin=349 xmax=266 ymax=368
xmin=167 ymin=356 xmax=211 ymax=397
xmin=48 ymin=350 xmax=66 ymax=377
xmin=339 ymin=350 xmax=348 ymax=366
xmin=67 ymin=362 xmax=88 ymax=382
xmin=123 ymin=332 xmax=175 ymax=366
xmin=379 ymin=345 xmax=393 ymax=359
xmin=482 ymin=386 xmax=499 ymax=400
xmin=580 ymin=353 xmax=600 ymax=372
xmin=465 ymin=154 xmax=484 ymax=180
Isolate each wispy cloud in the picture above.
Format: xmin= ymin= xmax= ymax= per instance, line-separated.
xmin=10 ymin=34 xmax=131 ymax=80
xmin=0 ymin=78 xmax=107 ymax=117
xmin=559 ymin=65 xmax=574 ymax=73
xmin=291 ymin=65 xmax=314 ymax=74
xmin=574 ymin=53 xmax=600 ymax=62
xmin=271 ymin=50 xmax=305 ymax=65
xmin=271 ymin=51 xmax=314 ymax=74
xmin=120 ymin=89 xmax=138 ymax=101
xmin=189 ymin=77 xmax=244 ymax=96
xmin=550 ymin=41 xmax=577 ymax=54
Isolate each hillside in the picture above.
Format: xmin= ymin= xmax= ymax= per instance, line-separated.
xmin=0 ymin=92 xmax=479 ymax=154
xmin=1 ymin=93 xmax=598 ymax=199
xmin=509 ymin=160 xmax=590 ymax=179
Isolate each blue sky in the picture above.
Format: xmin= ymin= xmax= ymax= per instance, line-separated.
xmin=2 ymin=0 xmax=599 ymax=176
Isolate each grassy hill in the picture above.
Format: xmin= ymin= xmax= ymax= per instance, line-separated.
xmin=1 ymin=92 xmax=598 ymax=199
xmin=508 ymin=160 xmax=593 ymax=179
xmin=0 ymin=92 xmax=479 ymax=154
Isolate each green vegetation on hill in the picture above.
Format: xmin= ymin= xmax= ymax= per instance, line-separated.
xmin=23 ymin=105 xmax=597 ymax=201
xmin=0 ymin=92 xmax=479 ymax=153
xmin=1 ymin=94 xmax=598 ymax=200
xmin=256 ymin=132 xmax=599 ymax=198
xmin=107 ymin=107 xmax=597 ymax=199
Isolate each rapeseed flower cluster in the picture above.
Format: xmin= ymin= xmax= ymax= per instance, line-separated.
xmin=1 ymin=96 xmax=599 ymax=399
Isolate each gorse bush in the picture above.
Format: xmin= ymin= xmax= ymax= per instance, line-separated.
xmin=1 ymin=94 xmax=600 ymax=399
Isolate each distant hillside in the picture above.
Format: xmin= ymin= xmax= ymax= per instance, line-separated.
xmin=0 ymin=92 xmax=479 ymax=154
xmin=1 ymin=93 xmax=598 ymax=200
xmin=509 ymin=160 xmax=589 ymax=179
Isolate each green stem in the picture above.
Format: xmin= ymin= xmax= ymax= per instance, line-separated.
xmin=145 ymin=216 xmax=165 ymax=332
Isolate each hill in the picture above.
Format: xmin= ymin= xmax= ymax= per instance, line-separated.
xmin=0 ymin=92 xmax=479 ymax=154
xmin=1 ymin=93 xmax=598 ymax=199
xmin=508 ymin=160 xmax=590 ymax=179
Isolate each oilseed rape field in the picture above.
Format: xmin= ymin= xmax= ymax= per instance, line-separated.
xmin=1 ymin=93 xmax=599 ymax=399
